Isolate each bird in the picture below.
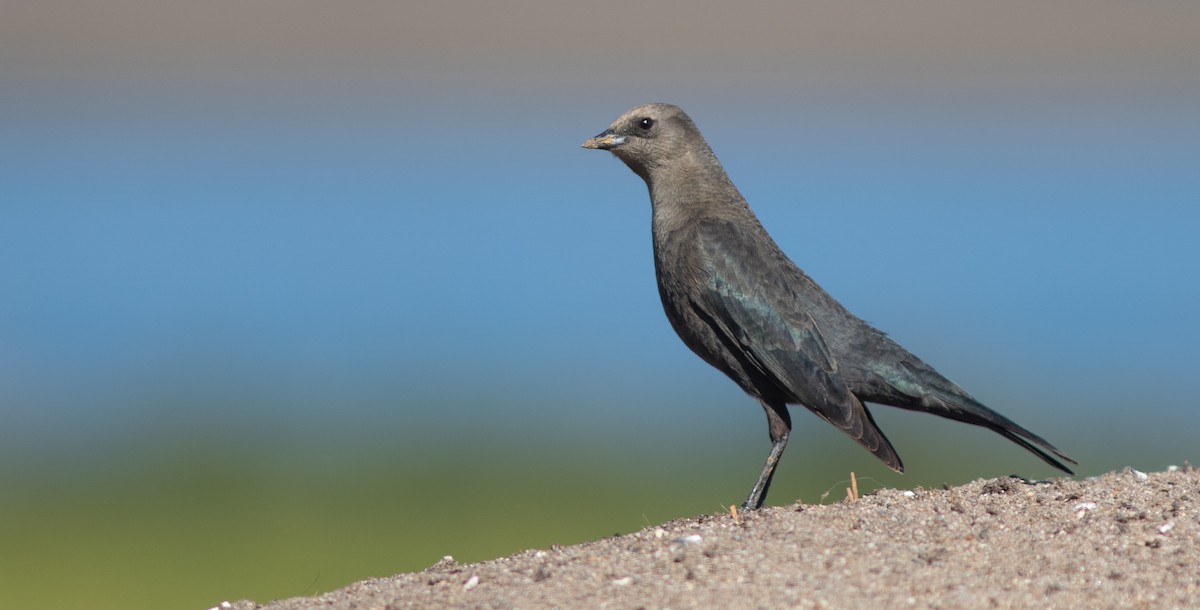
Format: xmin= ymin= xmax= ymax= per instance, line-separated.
xmin=581 ymin=103 xmax=1076 ymax=510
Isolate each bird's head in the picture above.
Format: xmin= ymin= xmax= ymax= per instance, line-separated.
xmin=581 ymin=103 xmax=701 ymax=181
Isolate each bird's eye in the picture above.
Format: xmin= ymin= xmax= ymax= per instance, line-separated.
xmin=638 ymin=117 xmax=655 ymax=130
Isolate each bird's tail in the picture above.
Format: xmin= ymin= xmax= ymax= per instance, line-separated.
xmin=897 ymin=362 xmax=1077 ymax=475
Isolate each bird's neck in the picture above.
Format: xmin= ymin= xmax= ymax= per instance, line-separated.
xmin=648 ymin=155 xmax=747 ymax=225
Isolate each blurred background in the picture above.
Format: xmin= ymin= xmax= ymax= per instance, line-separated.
xmin=2 ymin=2 xmax=1197 ymax=608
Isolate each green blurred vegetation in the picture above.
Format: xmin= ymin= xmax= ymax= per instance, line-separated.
xmin=0 ymin=400 xmax=1179 ymax=610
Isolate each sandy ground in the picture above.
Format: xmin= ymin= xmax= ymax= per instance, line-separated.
xmin=222 ymin=467 xmax=1198 ymax=609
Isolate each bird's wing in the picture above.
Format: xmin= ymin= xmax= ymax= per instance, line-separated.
xmin=692 ymin=219 xmax=902 ymax=470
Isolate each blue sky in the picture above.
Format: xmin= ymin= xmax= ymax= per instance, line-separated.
xmin=3 ymin=0 xmax=1199 ymax=484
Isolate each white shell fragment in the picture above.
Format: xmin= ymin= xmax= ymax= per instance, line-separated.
xmin=671 ymin=534 xmax=702 ymax=546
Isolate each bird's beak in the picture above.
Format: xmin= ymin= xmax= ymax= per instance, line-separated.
xmin=581 ymin=130 xmax=625 ymax=150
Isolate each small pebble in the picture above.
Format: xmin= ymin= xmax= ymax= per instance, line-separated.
xmin=463 ymin=575 xmax=479 ymax=590
xmin=1159 ymin=521 xmax=1174 ymax=534
xmin=612 ymin=576 xmax=633 ymax=586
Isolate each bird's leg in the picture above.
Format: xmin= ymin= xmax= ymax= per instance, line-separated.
xmin=741 ymin=433 xmax=789 ymax=510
